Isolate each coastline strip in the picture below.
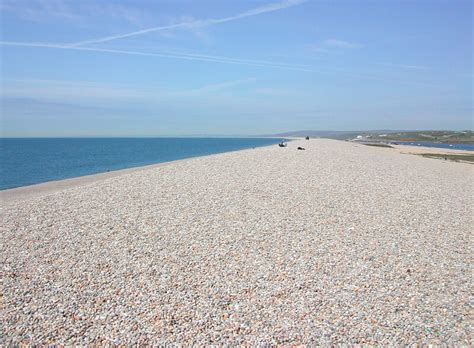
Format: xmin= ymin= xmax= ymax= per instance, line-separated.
xmin=0 ymin=139 xmax=468 ymax=205
xmin=0 ymin=145 xmax=266 ymax=205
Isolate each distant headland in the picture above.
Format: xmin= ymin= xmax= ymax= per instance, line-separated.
xmin=267 ymin=130 xmax=474 ymax=144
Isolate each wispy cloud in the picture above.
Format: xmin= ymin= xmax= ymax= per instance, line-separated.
xmin=0 ymin=41 xmax=315 ymax=71
xmin=1 ymin=78 xmax=148 ymax=105
xmin=0 ymin=0 xmax=154 ymax=27
xmin=1 ymin=78 xmax=259 ymax=108
xmin=310 ymin=47 xmax=342 ymax=55
xmin=253 ymin=88 xmax=295 ymax=96
xmin=188 ymin=78 xmax=257 ymax=94
xmin=0 ymin=40 xmax=444 ymax=88
xmin=0 ymin=0 xmax=81 ymax=22
xmin=378 ymin=62 xmax=431 ymax=70
xmin=69 ymin=0 xmax=307 ymax=46
xmin=163 ymin=15 xmax=213 ymax=43
xmin=323 ymin=39 xmax=363 ymax=49
xmin=308 ymin=39 xmax=363 ymax=56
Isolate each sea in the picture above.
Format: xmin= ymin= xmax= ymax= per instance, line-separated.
xmin=392 ymin=141 xmax=474 ymax=151
xmin=0 ymin=137 xmax=285 ymax=190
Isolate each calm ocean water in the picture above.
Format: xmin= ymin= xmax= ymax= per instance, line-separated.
xmin=393 ymin=141 xmax=474 ymax=151
xmin=0 ymin=137 xmax=285 ymax=190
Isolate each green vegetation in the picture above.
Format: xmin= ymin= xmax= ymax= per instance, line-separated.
xmin=364 ymin=143 xmax=394 ymax=148
xmin=271 ymin=130 xmax=474 ymax=144
xmin=356 ymin=131 xmax=474 ymax=144
xmin=419 ymin=153 xmax=474 ymax=163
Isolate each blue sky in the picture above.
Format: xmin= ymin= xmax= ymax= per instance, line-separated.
xmin=0 ymin=0 xmax=472 ymax=136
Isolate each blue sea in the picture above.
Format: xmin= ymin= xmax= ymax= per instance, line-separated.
xmin=392 ymin=141 xmax=474 ymax=151
xmin=0 ymin=137 xmax=285 ymax=190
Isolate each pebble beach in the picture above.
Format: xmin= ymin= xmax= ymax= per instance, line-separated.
xmin=1 ymin=138 xmax=472 ymax=345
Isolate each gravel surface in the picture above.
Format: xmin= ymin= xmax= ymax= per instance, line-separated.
xmin=392 ymin=144 xmax=473 ymax=155
xmin=1 ymin=139 xmax=473 ymax=345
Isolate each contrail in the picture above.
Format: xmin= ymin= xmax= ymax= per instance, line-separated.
xmin=69 ymin=0 xmax=307 ymax=47
xmin=378 ymin=62 xmax=431 ymax=70
xmin=0 ymin=41 xmax=315 ymax=71
xmin=0 ymin=41 xmax=443 ymax=88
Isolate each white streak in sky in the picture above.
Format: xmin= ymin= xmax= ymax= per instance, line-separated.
xmin=323 ymin=39 xmax=363 ymax=49
xmin=189 ymin=78 xmax=257 ymax=93
xmin=378 ymin=62 xmax=431 ymax=70
xmin=0 ymin=41 xmax=315 ymax=71
xmin=0 ymin=41 xmax=443 ymax=88
xmin=68 ymin=0 xmax=307 ymax=47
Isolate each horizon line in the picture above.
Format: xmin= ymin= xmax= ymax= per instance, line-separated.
xmin=2 ymin=129 xmax=471 ymax=138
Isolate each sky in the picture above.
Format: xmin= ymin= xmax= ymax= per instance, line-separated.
xmin=0 ymin=0 xmax=472 ymax=137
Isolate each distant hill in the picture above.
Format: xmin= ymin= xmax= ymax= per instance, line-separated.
xmin=268 ymin=130 xmax=401 ymax=139
xmin=268 ymin=130 xmax=474 ymax=144
xmin=357 ymin=131 xmax=474 ymax=144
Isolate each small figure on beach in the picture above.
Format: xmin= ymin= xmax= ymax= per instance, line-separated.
xmin=305 ymin=136 xmax=309 ymax=140
xmin=278 ymin=142 xmax=287 ymax=147
xmin=297 ymin=146 xmax=305 ymax=150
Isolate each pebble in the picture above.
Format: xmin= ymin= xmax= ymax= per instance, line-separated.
xmin=1 ymin=139 xmax=472 ymax=345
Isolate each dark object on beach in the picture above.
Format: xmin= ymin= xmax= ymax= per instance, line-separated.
xmin=305 ymin=136 xmax=309 ymax=140
xmin=278 ymin=142 xmax=287 ymax=147
xmin=297 ymin=147 xmax=305 ymax=150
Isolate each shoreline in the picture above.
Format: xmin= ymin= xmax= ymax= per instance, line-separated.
xmin=0 ymin=138 xmax=469 ymax=205
xmin=0 ymin=143 xmax=283 ymax=205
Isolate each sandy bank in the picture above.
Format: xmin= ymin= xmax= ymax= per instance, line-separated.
xmin=392 ymin=144 xmax=472 ymax=155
